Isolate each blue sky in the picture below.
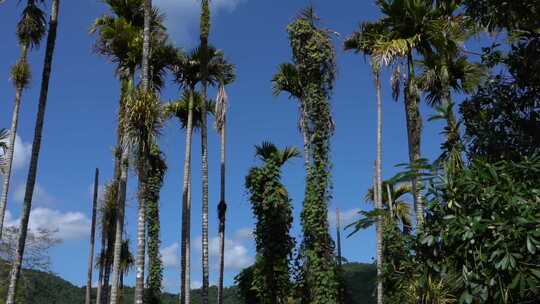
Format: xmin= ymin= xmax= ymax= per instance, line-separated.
xmin=0 ymin=0 xmax=449 ymax=292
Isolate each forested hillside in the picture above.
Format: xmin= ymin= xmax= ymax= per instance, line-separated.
xmin=0 ymin=262 xmax=375 ymax=304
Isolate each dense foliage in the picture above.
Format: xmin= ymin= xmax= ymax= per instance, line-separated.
xmin=284 ymin=9 xmax=340 ymax=304
xmin=244 ymin=143 xmax=297 ymax=303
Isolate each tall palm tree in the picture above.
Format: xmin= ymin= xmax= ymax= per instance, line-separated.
xmin=345 ymin=20 xmax=396 ymax=304
xmin=215 ymin=71 xmax=235 ymax=304
xmin=5 ymin=0 xmax=60 ymax=303
xmin=198 ymin=1 xmax=212 ymax=301
xmin=86 ymin=168 xmax=100 ymax=304
xmin=131 ymin=0 xmax=154 ymax=302
xmin=286 ymin=8 xmax=339 ymax=303
xmin=91 ymin=2 xmax=142 ymax=302
xmin=0 ymin=0 xmax=47 ymax=241
xmin=272 ymin=63 xmax=310 ymax=168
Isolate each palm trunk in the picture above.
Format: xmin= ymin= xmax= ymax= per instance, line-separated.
xmin=186 ymin=173 xmax=192 ymax=304
xmin=405 ymin=51 xmax=423 ymax=226
xmin=110 ymin=73 xmax=133 ymax=304
xmin=96 ymin=247 xmax=105 ymax=304
xmin=102 ymin=251 xmax=113 ymax=304
xmin=374 ymin=172 xmax=383 ymax=304
xmin=200 ymin=92 xmax=210 ymax=304
xmin=299 ymin=102 xmax=310 ymax=168
xmin=5 ymin=1 xmax=60 ymax=302
xmin=217 ymin=122 xmax=227 ymax=304
xmin=109 ymin=151 xmax=128 ymax=304
xmin=134 ymin=2 xmax=152 ymax=301
xmin=180 ymin=91 xmax=195 ymax=304
xmin=134 ymin=154 xmax=147 ymax=304
xmin=0 ymin=44 xmax=29 ymax=241
xmin=86 ymin=168 xmax=100 ymax=304
xmin=336 ymin=208 xmax=342 ymax=268
xmin=199 ymin=1 xmax=211 ymax=302
xmin=374 ymin=69 xmax=384 ymax=304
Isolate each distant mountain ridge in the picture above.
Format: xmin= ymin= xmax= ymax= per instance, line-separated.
xmin=0 ymin=262 xmax=375 ymax=303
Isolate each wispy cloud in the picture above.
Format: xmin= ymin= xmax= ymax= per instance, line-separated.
xmin=161 ymin=242 xmax=180 ymax=268
xmin=13 ymin=182 xmax=56 ymax=205
xmin=328 ymin=208 xmax=361 ymax=229
xmin=0 ymin=135 xmax=31 ymax=171
xmin=154 ymin=0 xmax=247 ymax=45
xmin=5 ymin=208 xmax=91 ymax=241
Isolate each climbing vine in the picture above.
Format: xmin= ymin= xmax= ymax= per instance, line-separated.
xmin=286 ymin=8 xmax=339 ymax=304
xmin=144 ymin=144 xmax=167 ymax=304
xmin=244 ymin=142 xmax=297 ymax=304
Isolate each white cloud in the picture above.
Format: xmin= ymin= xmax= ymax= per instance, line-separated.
xmin=328 ymin=208 xmax=361 ymax=229
xmin=0 ymin=134 xmax=31 ymax=171
xmin=233 ymin=228 xmax=253 ymax=241
xmin=154 ymin=0 xmax=247 ymax=45
xmin=195 ymin=233 xmax=253 ymax=271
xmin=161 ymin=242 xmax=180 ymax=268
xmin=13 ymin=182 xmax=56 ymax=205
xmin=5 ymin=207 xmax=91 ymax=241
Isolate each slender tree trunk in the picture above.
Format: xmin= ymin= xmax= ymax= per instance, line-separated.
xmin=299 ymin=102 xmax=310 ymax=168
xmin=96 ymin=247 xmax=105 ymax=304
xmin=86 ymin=168 xmax=100 ymax=304
xmin=336 ymin=208 xmax=342 ymax=268
xmin=5 ymin=1 xmax=60 ymax=303
xmin=141 ymin=0 xmax=152 ymax=91
xmin=102 ymin=252 xmax=112 ymax=304
xmin=134 ymin=154 xmax=147 ymax=304
xmin=374 ymin=172 xmax=383 ymax=304
xmin=374 ymin=70 xmax=384 ymax=304
xmin=134 ymin=1 xmax=152 ymax=301
xmin=199 ymin=1 xmax=211 ymax=302
xmin=186 ymin=172 xmax=192 ymax=304
xmin=110 ymin=73 xmax=133 ymax=304
xmin=217 ymin=122 xmax=227 ymax=304
xmin=405 ymin=52 xmax=423 ymax=226
xmin=180 ymin=91 xmax=195 ymax=304
xmin=0 ymin=44 xmax=29 ymax=241
xmin=109 ymin=152 xmax=128 ymax=304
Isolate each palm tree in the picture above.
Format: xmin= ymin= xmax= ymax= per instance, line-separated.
xmin=215 ymin=69 xmax=235 ymax=304
xmin=364 ymin=181 xmax=413 ymax=234
xmin=96 ymin=181 xmax=119 ymax=304
xmin=345 ymin=20 xmax=398 ymax=304
xmin=245 ymin=142 xmax=299 ymax=304
xmin=131 ymin=0 xmax=154 ymax=302
xmin=368 ymin=0 xmax=436 ymax=225
xmin=0 ymin=0 xmax=47 ymax=241
xmin=85 ymin=168 xmax=100 ymax=304
xmin=198 ymin=1 xmax=212 ymax=301
xmin=286 ymin=8 xmax=339 ymax=303
xmin=123 ymin=89 xmax=162 ymax=304
xmin=5 ymin=0 xmax=60 ymax=302
xmin=272 ymin=63 xmax=310 ymax=167
xmin=145 ymin=144 xmax=167 ymax=304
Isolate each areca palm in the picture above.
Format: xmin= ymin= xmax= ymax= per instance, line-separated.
xmin=5 ymin=0 xmax=60 ymax=303
xmin=367 ymin=0 xmax=455 ymax=226
xmin=170 ymin=44 xmax=230 ymax=304
xmin=215 ymin=66 xmax=235 ymax=304
xmin=272 ymin=63 xmax=310 ymax=168
xmin=198 ymin=1 xmax=212 ymax=301
xmin=0 ymin=0 xmax=47 ymax=241
xmin=345 ymin=20 xmax=394 ymax=304
xmin=85 ymin=168 xmax=100 ymax=304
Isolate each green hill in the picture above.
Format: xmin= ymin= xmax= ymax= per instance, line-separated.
xmin=0 ymin=262 xmax=375 ymax=303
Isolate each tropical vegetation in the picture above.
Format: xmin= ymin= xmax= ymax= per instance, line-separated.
xmin=0 ymin=0 xmax=539 ymax=303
